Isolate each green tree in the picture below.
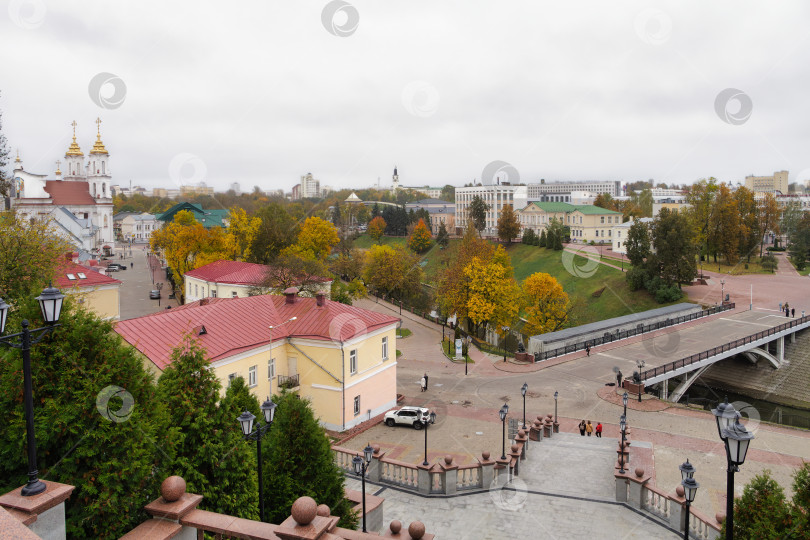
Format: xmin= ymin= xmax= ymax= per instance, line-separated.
xmin=258 ymin=252 xmax=329 ymax=297
xmin=721 ymin=470 xmax=791 ymax=540
xmin=522 ymin=228 xmax=537 ymax=245
xmin=650 ymin=208 xmax=697 ymax=286
xmin=547 ymin=218 xmax=565 ymax=250
xmin=263 ymin=392 xmax=357 ymax=527
xmin=0 ymin=303 xmax=171 ymax=539
xmin=0 ymin=213 xmax=72 ymax=302
xmin=468 ymin=195 xmax=490 ymax=236
xmin=780 ymin=200 xmax=800 ymax=246
xmin=625 ymin=219 xmax=651 ymax=267
xmin=408 ymin=218 xmax=433 ymax=253
xmin=788 ymin=213 xmax=810 ymax=271
xmin=735 ymin=187 xmax=759 ymax=263
xmin=221 ymin=376 xmax=261 ymax=420
xmin=497 ymin=204 xmax=521 ymax=244
xmin=436 ymin=221 xmax=449 ymax=248
xmin=539 ymin=229 xmax=547 ymax=248
xmin=684 ymin=178 xmax=719 ymax=262
xmin=156 ymin=336 xmax=259 ymax=519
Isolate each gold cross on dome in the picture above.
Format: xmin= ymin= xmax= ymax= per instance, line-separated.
xmin=96 ymin=117 xmax=102 ymax=134
xmin=71 ymin=120 xmax=77 ymax=136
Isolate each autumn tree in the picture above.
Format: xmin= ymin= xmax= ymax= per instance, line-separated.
xmin=436 ymin=221 xmax=449 ymax=247
xmin=497 ymin=204 xmax=521 ymax=244
xmin=258 ymin=253 xmax=329 ymax=296
xmin=436 ymin=222 xmax=495 ymax=323
xmin=228 ymin=207 xmax=261 ymax=261
xmin=408 ymin=218 xmax=433 ymax=253
xmin=362 ymin=244 xmax=423 ymax=301
xmin=522 ymin=272 xmax=570 ymax=335
xmin=330 ymin=248 xmax=364 ymax=281
xmin=156 ymin=336 xmax=259 ymax=520
xmin=285 ymin=216 xmax=339 ymax=260
xmin=735 ymin=187 xmax=759 ymax=262
xmin=464 ymin=256 xmax=521 ymax=333
xmin=709 ymin=183 xmax=741 ymax=264
xmin=758 ymin=194 xmax=780 ymax=256
xmin=684 ymin=178 xmax=718 ymax=261
xmin=593 ymin=193 xmax=616 ymax=212
xmin=0 ymin=213 xmax=72 ymax=302
xmin=368 ymin=216 xmax=386 ymax=242
xmin=468 ymin=195 xmax=490 ymax=236
xmin=248 ymin=203 xmax=299 ymax=264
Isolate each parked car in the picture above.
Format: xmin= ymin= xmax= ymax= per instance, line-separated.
xmin=384 ymin=406 xmax=432 ymax=429
xmin=105 ymin=265 xmax=119 ymax=272
xmin=149 ymin=290 xmax=161 ymax=299
xmin=107 ymin=263 xmax=127 ymax=271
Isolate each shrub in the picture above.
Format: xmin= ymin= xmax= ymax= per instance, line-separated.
xmin=654 ymin=283 xmax=683 ymax=303
xmin=626 ymin=267 xmax=647 ymax=291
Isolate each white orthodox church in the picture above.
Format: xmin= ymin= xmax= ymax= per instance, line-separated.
xmin=11 ymin=119 xmax=115 ymax=253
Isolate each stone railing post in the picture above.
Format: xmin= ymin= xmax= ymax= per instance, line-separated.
xmin=368 ymin=444 xmax=383 ymax=483
xmin=439 ymin=455 xmax=458 ymax=495
xmin=626 ymin=467 xmax=651 ymax=509
xmin=515 ymin=430 xmax=528 ymax=460
xmin=509 ymin=444 xmax=522 ymax=476
xmin=615 ymin=472 xmax=629 ymax=502
xmin=530 ymin=418 xmax=543 ymax=442
xmin=669 ymin=486 xmax=686 ymax=532
xmin=543 ymin=416 xmax=553 ymax=439
xmin=479 ymin=452 xmax=495 ymax=489
xmin=0 ymin=480 xmax=75 ymax=540
xmin=416 ymin=463 xmax=431 ymax=495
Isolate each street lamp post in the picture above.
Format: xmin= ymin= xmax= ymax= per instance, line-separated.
xmin=679 ymin=459 xmax=699 ymax=540
xmin=352 ymin=444 xmax=375 ymax=533
xmin=619 ymin=415 xmax=627 ymax=475
xmin=623 ymin=391 xmax=628 ymax=418
xmin=554 ymin=390 xmax=559 ymax=425
xmin=238 ymin=398 xmax=277 ymax=522
xmin=499 ymin=404 xmax=509 ymax=460
xmin=712 ymin=399 xmax=754 ymax=540
xmin=636 ymin=360 xmax=645 ymax=402
xmin=520 ymin=383 xmax=528 ymax=429
xmin=156 ymin=282 xmax=163 ymax=307
xmin=720 ymin=279 xmax=725 ymax=305
xmin=421 ymin=411 xmax=437 ymax=466
xmin=0 ymin=286 xmax=65 ymax=496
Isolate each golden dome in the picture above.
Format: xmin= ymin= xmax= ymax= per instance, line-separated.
xmin=90 ymin=133 xmax=108 ymax=155
xmin=66 ymin=121 xmax=83 ymax=156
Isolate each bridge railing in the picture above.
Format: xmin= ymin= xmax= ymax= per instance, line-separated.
xmin=641 ymin=314 xmax=810 ymax=381
xmin=534 ymin=303 xmax=735 ymax=362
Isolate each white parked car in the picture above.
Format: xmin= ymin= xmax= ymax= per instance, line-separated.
xmin=384 ymin=406 xmax=432 ymax=429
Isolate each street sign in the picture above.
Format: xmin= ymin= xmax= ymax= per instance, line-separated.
xmin=455 ymin=338 xmax=462 ymax=359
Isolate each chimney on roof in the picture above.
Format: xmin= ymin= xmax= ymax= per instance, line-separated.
xmin=65 ymin=252 xmax=72 ymax=261
xmin=316 ymin=292 xmax=325 ymax=307
xmin=200 ymin=298 xmax=209 ymax=306
xmin=284 ymin=287 xmax=299 ymax=304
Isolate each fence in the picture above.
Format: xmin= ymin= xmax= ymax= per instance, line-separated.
xmin=640 ymin=313 xmax=810 ymax=381
xmin=533 ymin=303 xmax=735 ymax=362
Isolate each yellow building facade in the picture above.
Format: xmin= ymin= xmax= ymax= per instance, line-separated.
xmin=55 ymin=260 xmax=122 ymax=320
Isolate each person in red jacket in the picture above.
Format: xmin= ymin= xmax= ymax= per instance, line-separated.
xmin=595 ymin=422 xmax=603 ymax=438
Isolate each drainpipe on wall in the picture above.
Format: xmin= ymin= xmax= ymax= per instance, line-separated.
xmin=341 ymin=343 xmax=345 ymax=431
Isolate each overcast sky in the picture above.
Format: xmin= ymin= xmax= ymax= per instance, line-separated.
xmin=3 ymin=1 xmax=810 ymax=194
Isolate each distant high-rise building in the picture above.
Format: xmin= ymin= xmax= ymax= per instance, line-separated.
xmin=300 ymin=173 xmax=321 ymax=198
xmin=291 ymin=184 xmax=301 ymax=200
xmin=745 ymin=171 xmax=789 ymax=194
xmin=229 ymin=182 xmax=241 ymax=195
xmin=527 ymin=180 xmax=621 ymax=198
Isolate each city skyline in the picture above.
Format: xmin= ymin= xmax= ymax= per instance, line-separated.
xmin=3 ymin=2 xmax=810 ymax=192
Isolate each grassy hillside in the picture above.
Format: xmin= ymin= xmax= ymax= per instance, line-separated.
xmin=352 ymin=234 xmax=408 ymax=249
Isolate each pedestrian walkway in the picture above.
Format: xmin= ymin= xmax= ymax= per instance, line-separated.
xmin=344 ymin=432 xmax=680 ymax=539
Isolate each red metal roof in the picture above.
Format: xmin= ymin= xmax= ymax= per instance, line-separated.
xmin=43 ymin=181 xmax=97 ymax=205
xmin=113 ymin=295 xmax=399 ymax=371
xmin=185 ymin=260 xmax=269 ymax=285
xmin=54 ymin=260 xmax=121 ymax=288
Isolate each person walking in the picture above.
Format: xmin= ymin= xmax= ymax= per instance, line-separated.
xmin=579 ymin=420 xmax=586 ymax=436
xmin=595 ymin=422 xmax=603 ymax=438
xmin=420 ymin=376 xmax=426 ymax=392
xmin=792 ymin=308 xmax=796 ymax=318
xmin=585 ymin=344 xmax=591 ymax=356
xmin=130 ymin=262 xmax=133 ymax=269
xmin=424 ymin=373 xmax=429 ymax=390
xmin=586 ymin=420 xmax=593 ymax=437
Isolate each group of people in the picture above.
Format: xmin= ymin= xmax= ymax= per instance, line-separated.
xmin=578 ymin=419 xmax=602 ymax=437
xmin=784 ymin=301 xmax=795 ymax=318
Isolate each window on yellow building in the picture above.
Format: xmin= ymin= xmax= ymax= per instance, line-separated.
xmin=382 ymin=337 xmax=388 ymax=360
xmin=248 ymin=365 xmax=257 ymax=387
xmin=231 ymin=291 xmax=238 ymax=298
xmin=354 ymin=396 xmax=360 ymax=416
xmin=350 ymin=349 xmax=358 ymax=374
xmin=268 ymin=358 xmax=275 ymax=380
xmin=228 ymin=373 xmax=236 ymax=385
xmin=211 ymin=290 xmax=217 ymax=298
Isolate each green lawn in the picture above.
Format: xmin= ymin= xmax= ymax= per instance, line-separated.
xmin=352 ymin=234 xmax=408 ymax=249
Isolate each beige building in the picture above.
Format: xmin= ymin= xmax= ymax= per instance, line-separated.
xmin=517 ymin=202 xmax=572 ymax=235
xmin=568 ymin=206 xmax=623 ymax=243
xmin=612 ymin=217 xmax=653 ymax=255
xmin=405 ymin=198 xmax=456 ymax=233
xmin=184 ymin=260 xmax=331 ymax=303
xmin=745 ymin=171 xmax=789 ymax=194
xmin=114 ymin=292 xmax=399 ymax=432
xmin=55 ymin=258 xmax=121 ymax=320
xmin=179 ymin=183 xmax=214 ymax=196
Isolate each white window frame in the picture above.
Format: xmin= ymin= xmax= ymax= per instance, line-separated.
xmin=248 ymin=365 xmax=257 ymax=387
xmin=211 ymin=289 xmax=217 ymax=298
xmin=228 ymin=373 xmax=236 ymax=385
xmin=354 ymin=395 xmax=360 ymax=416
xmin=231 ymin=291 xmax=238 ymax=298
xmin=268 ymin=357 xmax=275 ymax=380
xmin=350 ymin=349 xmax=358 ymax=375
xmin=382 ymin=336 xmax=388 ymax=361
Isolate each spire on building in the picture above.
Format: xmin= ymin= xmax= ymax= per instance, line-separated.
xmin=90 ymin=117 xmax=108 ymax=155
xmin=55 ymin=160 xmax=62 ymax=177
xmin=66 ymin=120 xmax=84 ymax=156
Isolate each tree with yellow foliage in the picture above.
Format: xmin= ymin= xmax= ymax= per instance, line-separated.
xmin=362 ymin=244 xmax=423 ymax=300
xmin=283 ymin=216 xmax=339 ymax=260
xmin=408 ymin=218 xmax=433 ymax=253
xmin=150 ymin=210 xmax=237 ymax=298
xmin=368 ymin=216 xmax=386 ymax=242
xmin=522 ymin=272 xmax=570 ymax=336
xmin=227 ymin=207 xmax=261 ymax=261
xmin=463 ymin=256 xmax=521 ymax=333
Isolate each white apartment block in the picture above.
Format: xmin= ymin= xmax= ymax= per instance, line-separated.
xmin=527 ymin=180 xmax=622 ymax=198
xmin=455 ymin=185 xmax=527 ymax=235
xmin=745 ymin=171 xmax=789 ymax=194
xmin=300 ymin=173 xmax=321 ymax=198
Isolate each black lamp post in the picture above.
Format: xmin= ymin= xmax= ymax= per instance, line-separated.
xmin=0 ymin=285 xmax=65 ymax=496
xmin=238 ymin=398 xmax=277 ymax=522
xmin=680 ymin=459 xmax=699 ymax=540
xmin=421 ymin=411 xmax=437 ymax=466
xmin=156 ymin=281 xmax=163 ymax=307
xmin=623 ymin=391 xmax=628 ymax=418
xmin=712 ymin=399 xmax=754 ymax=540
xmin=619 ymin=415 xmax=627 ymax=474
xmin=554 ymin=390 xmax=558 ymax=425
xmin=352 ymin=444 xmax=374 ymax=532
xmin=499 ymin=404 xmax=509 ymax=460
xmin=636 ymin=360 xmax=645 ymax=402
xmin=521 ymin=383 xmax=528 ymax=429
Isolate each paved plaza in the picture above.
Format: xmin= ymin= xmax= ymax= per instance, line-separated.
xmin=345 ymin=432 xmax=680 ymax=539
xmin=115 ymin=243 xmax=181 ymax=320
